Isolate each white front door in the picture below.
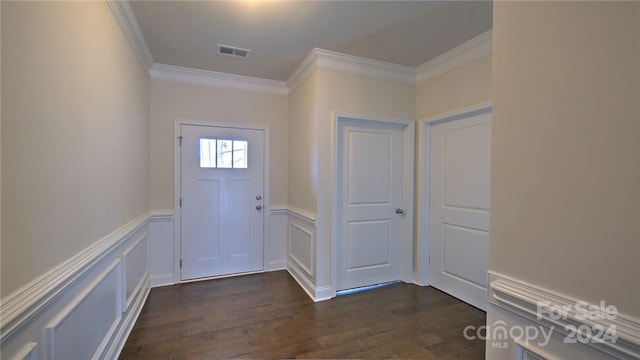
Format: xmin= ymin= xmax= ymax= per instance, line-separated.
xmin=429 ymin=113 xmax=491 ymax=310
xmin=337 ymin=120 xmax=405 ymax=291
xmin=180 ymin=124 xmax=264 ymax=281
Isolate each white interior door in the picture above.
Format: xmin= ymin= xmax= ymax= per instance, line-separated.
xmin=180 ymin=124 xmax=264 ymax=281
xmin=337 ymin=120 xmax=405 ymax=291
xmin=429 ymin=113 xmax=491 ymax=310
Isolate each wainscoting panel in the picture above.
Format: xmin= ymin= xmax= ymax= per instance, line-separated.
xmin=289 ymin=222 xmax=314 ymax=277
xmin=149 ymin=210 xmax=174 ymax=287
xmin=45 ymin=260 xmax=121 ymax=360
xmin=0 ymin=212 xmax=152 ymax=360
xmin=123 ymin=234 xmax=149 ymax=311
xmin=268 ymin=207 xmax=288 ymax=271
xmin=286 ymin=207 xmax=323 ymax=301
xmin=487 ymin=271 xmax=640 ymax=359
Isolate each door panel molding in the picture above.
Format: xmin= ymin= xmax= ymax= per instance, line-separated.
xmin=173 ymin=119 xmax=270 ymax=284
xmin=415 ymin=102 xmax=491 ymax=296
xmin=332 ymin=113 xmax=415 ymax=295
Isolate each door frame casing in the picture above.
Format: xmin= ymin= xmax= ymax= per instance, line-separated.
xmin=173 ymin=119 xmax=270 ymax=284
xmin=415 ymin=102 xmax=491 ymax=287
xmin=332 ymin=113 xmax=415 ymax=295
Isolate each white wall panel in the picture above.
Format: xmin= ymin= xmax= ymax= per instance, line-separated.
xmin=267 ymin=208 xmax=288 ymax=271
xmin=289 ymin=222 xmax=314 ymax=277
xmin=0 ymin=213 xmax=151 ymax=360
xmin=149 ymin=211 xmax=175 ymax=287
xmin=286 ymin=207 xmax=322 ymax=301
xmin=45 ymin=261 xmax=121 ymax=360
xmin=123 ymin=234 xmax=149 ymax=310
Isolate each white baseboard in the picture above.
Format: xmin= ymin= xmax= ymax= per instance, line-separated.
xmin=268 ymin=260 xmax=287 ymax=271
xmin=314 ymin=286 xmax=333 ymax=302
xmin=488 ymin=271 xmax=640 ymax=359
xmin=287 ymin=266 xmax=316 ymax=301
xmin=0 ymin=212 xmax=152 ymax=360
xmin=412 ymin=272 xmax=429 ymax=287
xmin=286 ymin=267 xmax=331 ymax=302
xmin=150 ymin=273 xmax=175 ymax=288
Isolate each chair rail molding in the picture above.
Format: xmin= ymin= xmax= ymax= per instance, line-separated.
xmin=0 ymin=212 xmax=152 ymax=360
xmin=489 ymin=271 xmax=640 ymax=359
xmin=286 ymin=206 xmax=317 ymax=227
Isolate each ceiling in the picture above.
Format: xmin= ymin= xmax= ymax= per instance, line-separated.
xmin=129 ymin=1 xmax=493 ymax=82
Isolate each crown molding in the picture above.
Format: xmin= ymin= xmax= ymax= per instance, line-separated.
xmin=286 ymin=50 xmax=320 ymax=92
xmin=287 ymin=48 xmax=416 ymax=91
xmin=315 ymin=48 xmax=417 ymax=84
xmin=106 ymin=0 xmax=490 ymax=93
xmin=417 ymin=30 xmax=492 ymax=83
xmin=106 ymin=0 xmax=154 ymax=71
xmin=150 ymin=63 xmax=289 ymax=95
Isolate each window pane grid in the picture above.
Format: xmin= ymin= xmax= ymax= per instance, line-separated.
xmin=200 ymin=138 xmax=248 ymax=169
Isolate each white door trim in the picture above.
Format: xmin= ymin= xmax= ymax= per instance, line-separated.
xmin=415 ymin=102 xmax=491 ymax=286
xmin=173 ymin=119 xmax=270 ymax=284
xmin=331 ymin=113 xmax=415 ymax=296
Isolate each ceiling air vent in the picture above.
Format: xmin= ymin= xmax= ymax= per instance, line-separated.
xmin=217 ymin=44 xmax=251 ymax=59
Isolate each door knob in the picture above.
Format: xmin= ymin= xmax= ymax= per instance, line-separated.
xmin=256 ymin=195 xmax=262 ymax=200
xmin=256 ymin=205 xmax=263 ymax=210
xmin=395 ymin=208 xmax=405 ymax=215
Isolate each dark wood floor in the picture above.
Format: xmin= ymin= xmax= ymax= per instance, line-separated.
xmin=120 ymin=271 xmax=486 ymax=359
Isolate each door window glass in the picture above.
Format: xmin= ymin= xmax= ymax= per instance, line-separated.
xmin=200 ymin=139 xmax=217 ymax=168
xmin=200 ymin=138 xmax=248 ymax=169
xmin=232 ymin=140 xmax=248 ymax=168
xmin=216 ymin=139 xmax=233 ymax=168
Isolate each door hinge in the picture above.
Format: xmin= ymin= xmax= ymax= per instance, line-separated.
xmin=180 ymin=198 xmax=182 ymax=207
xmin=180 ymin=259 xmax=182 ymax=268
xmin=178 ymin=136 xmax=183 ymax=146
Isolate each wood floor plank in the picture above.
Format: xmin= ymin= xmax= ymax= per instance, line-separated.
xmin=120 ymin=271 xmax=485 ymax=359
